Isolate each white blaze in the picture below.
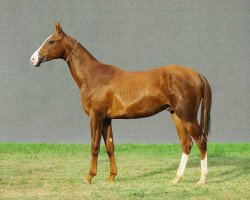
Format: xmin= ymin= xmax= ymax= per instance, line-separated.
xmin=30 ymin=51 xmax=40 ymax=66
xmin=30 ymin=35 xmax=52 ymax=66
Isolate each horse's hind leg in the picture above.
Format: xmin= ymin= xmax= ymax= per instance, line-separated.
xmin=186 ymin=121 xmax=208 ymax=185
xmin=171 ymin=113 xmax=192 ymax=185
xmin=102 ymin=119 xmax=117 ymax=182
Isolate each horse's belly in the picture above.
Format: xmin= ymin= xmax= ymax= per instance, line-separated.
xmin=107 ymin=95 xmax=168 ymax=119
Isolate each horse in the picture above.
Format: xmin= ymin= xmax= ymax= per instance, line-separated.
xmin=30 ymin=22 xmax=212 ymax=185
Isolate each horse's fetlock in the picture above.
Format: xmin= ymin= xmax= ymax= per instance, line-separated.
xmin=89 ymin=171 xmax=97 ymax=177
xmin=111 ymin=171 xmax=117 ymax=176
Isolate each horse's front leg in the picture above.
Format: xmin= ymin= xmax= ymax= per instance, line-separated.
xmin=102 ymin=119 xmax=117 ymax=182
xmin=85 ymin=116 xmax=103 ymax=184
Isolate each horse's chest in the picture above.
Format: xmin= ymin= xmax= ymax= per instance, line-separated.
xmin=81 ymin=99 xmax=91 ymax=116
xmin=80 ymin=89 xmax=110 ymax=117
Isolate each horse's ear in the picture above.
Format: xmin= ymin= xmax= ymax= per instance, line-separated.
xmin=55 ymin=22 xmax=65 ymax=35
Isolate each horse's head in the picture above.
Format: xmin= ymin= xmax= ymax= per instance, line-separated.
xmin=30 ymin=22 xmax=66 ymax=67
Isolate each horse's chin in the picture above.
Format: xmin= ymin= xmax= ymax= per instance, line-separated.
xmin=31 ymin=57 xmax=46 ymax=67
xmin=33 ymin=59 xmax=43 ymax=67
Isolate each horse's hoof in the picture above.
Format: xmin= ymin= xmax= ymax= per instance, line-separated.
xmin=196 ymin=180 xmax=205 ymax=186
xmin=108 ymin=179 xmax=115 ymax=184
xmin=108 ymin=173 xmax=117 ymax=183
xmin=172 ymin=176 xmax=181 ymax=185
xmin=108 ymin=176 xmax=115 ymax=183
xmin=85 ymin=177 xmax=92 ymax=184
xmin=85 ymin=179 xmax=91 ymax=184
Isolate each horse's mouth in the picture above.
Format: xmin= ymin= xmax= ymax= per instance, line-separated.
xmin=33 ymin=57 xmax=44 ymax=67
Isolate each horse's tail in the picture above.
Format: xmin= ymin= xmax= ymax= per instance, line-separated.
xmin=199 ymin=74 xmax=212 ymax=137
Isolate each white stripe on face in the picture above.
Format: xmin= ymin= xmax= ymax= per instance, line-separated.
xmin=30 ymin=35 xmax=52 ymax=67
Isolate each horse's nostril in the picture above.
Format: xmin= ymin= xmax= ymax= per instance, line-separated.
xmin=30 ymin=56 xmax=35 ymax=65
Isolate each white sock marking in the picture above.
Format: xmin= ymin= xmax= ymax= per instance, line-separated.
xmin=176 ymin=153 xmax=189 ymax=177
xmin=201 ymin=152 xmax=208 ymax=174
xmin=199 ymin=152 xmax=208 ymax=183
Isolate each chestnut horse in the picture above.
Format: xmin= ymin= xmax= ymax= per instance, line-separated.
xmin=30 ymin=23 xmax=211 ymax=185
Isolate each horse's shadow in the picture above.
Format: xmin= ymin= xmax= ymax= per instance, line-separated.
xmin=203 ymin=155 xmax=249 ymax=184
xmin=116 ymin=155 xmax=249 ymax=184
xmin=116 ymin=162 xmax=177 ymax=182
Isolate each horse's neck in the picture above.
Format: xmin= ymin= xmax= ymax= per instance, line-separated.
xmin=63 ymin=36 xmax=100 ymax=89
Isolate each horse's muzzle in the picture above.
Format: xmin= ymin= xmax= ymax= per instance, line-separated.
xmin=30 ymin=51 xmax=46 ymax=67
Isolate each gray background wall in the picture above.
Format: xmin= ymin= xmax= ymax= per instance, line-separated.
xmin=0 ymin=0 xmax=249 ymax=143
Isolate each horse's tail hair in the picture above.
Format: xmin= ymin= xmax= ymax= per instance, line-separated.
xmin=199 ymin=74 xmax=212 ymax=137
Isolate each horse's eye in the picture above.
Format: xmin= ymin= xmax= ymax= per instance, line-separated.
xmin=48 ymin=40 xmax=54 ymax=45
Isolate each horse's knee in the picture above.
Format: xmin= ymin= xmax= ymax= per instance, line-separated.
xmin=106 ymin=143 xmax=114 ymax=157
xmin=91 ymin=145 xmax=100 ymax=157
